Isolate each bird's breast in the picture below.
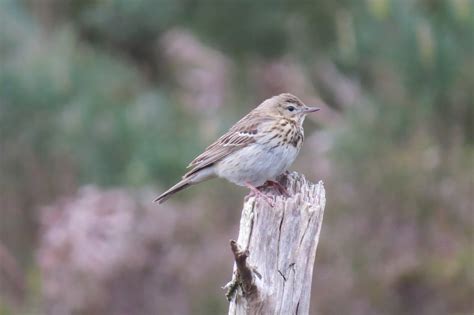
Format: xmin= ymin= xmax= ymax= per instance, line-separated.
xmin=215 ymin=140 xmax=300 ymax=187
xmin=268 ymin=120 xmax=304 ymax=150
xmin=214 ymin=118 xmax=304 ymax=186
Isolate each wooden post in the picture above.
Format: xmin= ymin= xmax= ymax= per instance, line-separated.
xmin=225 ymin=172 xmax=326 ymax=315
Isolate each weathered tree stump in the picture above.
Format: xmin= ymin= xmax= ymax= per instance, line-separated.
xmin=225 ymin=172 xmax=326 ymax=315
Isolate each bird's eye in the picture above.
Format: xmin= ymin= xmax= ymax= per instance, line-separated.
xmin=287 ymin=106 xmax=295 ymax=112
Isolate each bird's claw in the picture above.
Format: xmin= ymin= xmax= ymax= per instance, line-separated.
xmin=246 ymin=182 xmax=276 ymax=207
xmin=249 ymin=190 xmax=275 ymax=207
xmin=264 ymin=180 xmax=290 ymax=197
xmin=261 ymin=194 xmax=275 ymax=207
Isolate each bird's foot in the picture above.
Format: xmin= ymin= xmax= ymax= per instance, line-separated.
xmin=245 ymin=182 xmax=275 ymax=207
xmin=264 ymin=180 xmax=290 ymax=197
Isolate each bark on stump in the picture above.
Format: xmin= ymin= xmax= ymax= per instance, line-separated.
xmin=225 ymin=172 xmax=326 ymax=315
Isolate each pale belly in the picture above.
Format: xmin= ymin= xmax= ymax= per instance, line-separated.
xmin=214 ymin=143 xmax=299 ymax=187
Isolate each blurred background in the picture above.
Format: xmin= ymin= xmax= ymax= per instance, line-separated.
xmin=0 ymin=0 xmax=473 ymax=314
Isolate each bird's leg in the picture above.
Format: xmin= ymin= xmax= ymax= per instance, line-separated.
xmin=265 ymin=180 xmax=290 ymax=197
xmin=245 ymin=182 xmax=275 ymax=207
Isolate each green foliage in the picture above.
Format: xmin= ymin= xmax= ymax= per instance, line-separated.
xmin=75 ymin=0 xmax=184 ymax=44
xmin=0 ymin=6 xmax=198 ymax=187
xmin=186 ymin=0 xmax=290 ymax=57
xmin=66 ymin=0 xmax=474 ymax=143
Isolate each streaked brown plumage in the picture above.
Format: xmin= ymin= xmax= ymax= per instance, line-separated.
xmin=154 ymin=93 xmax=320 ymax=205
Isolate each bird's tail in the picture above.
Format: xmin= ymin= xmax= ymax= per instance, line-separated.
xmin=153 ymin=166 xmax=216 ymax=204
xmin=154 ymin=179 xmax=192 ymax=204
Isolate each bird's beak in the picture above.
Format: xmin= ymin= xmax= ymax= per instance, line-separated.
xmin=303 ymin=106 xmax=320 ymax=113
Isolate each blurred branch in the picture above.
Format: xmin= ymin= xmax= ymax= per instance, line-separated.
xmin=226 ymin=172 xmax=326 ymax=314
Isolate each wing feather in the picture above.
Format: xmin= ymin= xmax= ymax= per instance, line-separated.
xmin=184 ymin=112 xmax=269 ymax=178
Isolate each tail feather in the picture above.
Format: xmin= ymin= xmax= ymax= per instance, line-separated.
xmin=154 ymin=166 xmax=216 ymax=204
xmin=154 ymin=179 xmax=192 ymax=204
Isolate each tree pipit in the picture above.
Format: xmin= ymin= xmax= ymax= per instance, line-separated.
xmin=154 ymin=93 xmax=320 ymax=206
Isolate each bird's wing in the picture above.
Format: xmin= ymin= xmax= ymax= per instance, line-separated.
xmin=183 ymin=112 xmax=269 ymax=178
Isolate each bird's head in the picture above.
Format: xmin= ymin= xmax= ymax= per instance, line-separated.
xmin=259 ymin=93 xmax=320 ymax=124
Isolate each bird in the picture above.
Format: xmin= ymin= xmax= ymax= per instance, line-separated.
xmin=154 ymin=93 xmax=320 ymax=205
